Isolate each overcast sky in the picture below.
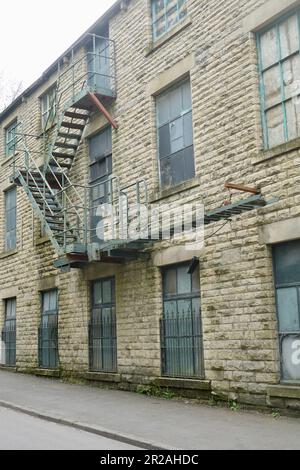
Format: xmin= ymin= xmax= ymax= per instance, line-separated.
xmin=1 ymin=0 xmax=116 ymax=91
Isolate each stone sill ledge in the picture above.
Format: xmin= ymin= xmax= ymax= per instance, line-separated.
xmin=154 ymin=377 xmax=211 ymax=391
xmin=34 ymin=368 xmax=60 ymax=378
xmin=0 ymin=249 xmax=18 ymax=260
xmin=150 ymin=176 xmax=201 ymax=203
xmin=267 ymin=384 xmax=300 ymax=399
xmin=0 ymin=365 xmax=17 ymax=372
xmin=35 ymin=236 xmax=50 ymax=246
xmin=82 ymin=372 xmax=121 ymax=383
xmin=253 ymin=137 xmax=300 ymax=165
xmin=145 ymin=16 xmax=192 ymax=57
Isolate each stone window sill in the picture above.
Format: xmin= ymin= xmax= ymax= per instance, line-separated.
xmin=154 ymin=377 xmax=211 ymax=391
xmin=0 ymin=249 xmax=18 ymax=260
xmin=267 ymin=384 xmax=300 ymax=399
xmin=34 ymin=368 xmax=60 ymax=378
xmin=145 ymin=16 xmax=192 ymax=57
xmin=253 ymin=137 xmax=300 ymax=165
xmin=150 ymin=176 xmax=201 ymax=203
xmin=82 ymin=372 xmax=121 ymax=383
xmin=1 ymin=153 xmax=18 ymax=167
xmin=0 ymin=365 xmax=17 ymax=372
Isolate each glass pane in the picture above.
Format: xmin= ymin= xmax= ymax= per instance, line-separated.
xmin=260 ymin=27 xmax=279 ymax=70
xmin=102 ymin=280 xmax=112 ymax=304
xmin=192 ymin=265 xmax=200 ymax=293
xmin=281 ymin=334 xmax=300 ymax=380
xmin=182 ymin=81 xmax=192 ymax=111
xmin=154 ymin=16 xmax=166 ymax=39
xmin=274 ymin=240 xmax=300 ymax=284
xmin=170 ymin=117 xmax=184 ymax=153
xmin=178 ymin=0 xmax=187 ymax=20
xmin=263 ymin=65 xmax=282 ymax=109
xmin=170 ymin=149 xmax=186 ymax=186
xmin=266 ymin=104 xmax=285 ymax=147
xmin=89 ymin=128 xmax=112 ymax=162
xmin=183 ymin=146 xmax=195 ymax=181
xmin=153 ymin=0 xmax=165 ymax=18
xmin=177 ymin=265 xmax=191 ymax=294
xmin=157 ymin=93 xmax=170 ymax=126
xmin=169 ymin=86 xmax=183 ymax=121
xmin=93 ymin=281 xmax=102 ymax=305
xmin=166 ymin=5 xmax=178 ymax=30
xmin=279 ymin=14 xmax=299 ymax=59
xmin=160 ymin=156 xmax=172 ymax=187
xmin=159 ymin=123 xmax=171 ymax=158
xmin=49 ymin=290 xmax=57 ymax=311
xmin=277 ymin=287 xmax=300 ymax=332
xmin=183 ymin=111 xmax=193 ymax=147
xmin=192 ymin=297 xmax=201 ymax=316
xmin=164 ymin=300 xmax=177 ymax=318
xmin=43 ymin=292 xmax=50 ymax=313
xmin=164 ymin=268 xmax=177 ymax=296
xmin=177 ymin=299 xmax=191 ymax=316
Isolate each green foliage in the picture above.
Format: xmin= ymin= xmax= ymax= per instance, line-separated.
xmin=137 ymin=385 xmax=175 ymax=400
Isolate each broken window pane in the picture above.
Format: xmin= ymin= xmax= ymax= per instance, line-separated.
xmin=260 ymin=27 xmax=279 ymax=70
xmin=283 ymin=54 xmax=300 ymax=100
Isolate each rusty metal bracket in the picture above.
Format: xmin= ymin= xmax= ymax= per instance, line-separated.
xmin=88 ymin=92 xmax=118 ymax=130
xmin=224 ymin=182 xmax=261 ymax=195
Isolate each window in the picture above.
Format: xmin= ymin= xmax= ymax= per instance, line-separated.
xmin=1 ymin=298 xmax=16 ymax=367
xmin=89 ymin=278 xmax=117 ymax=372
xmin=38 ymin=289 xmax=58 ymax=369
xmin=41 ymin=86 xmax=56 ymax=129
xmin=160 ymin=262 xmax=203 ymax=378
xmin=5 ymin=121 xmax=17 ymax=157
xmin=89 ymin=127 xmax=112 ymax=243
xmin=5 ymin=187 xmax=17 ymax=251
xmin=152 ymin=0 xmax=187 ymax=41
xmin=273 ymin=240 xmax=300 ymax=381
xmin=157 ymin=80 xmax=195 ymax=188
xmin=257 ymin=9 xmax=300 ymax=148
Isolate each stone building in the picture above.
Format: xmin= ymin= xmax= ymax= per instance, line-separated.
xmin=0 ymin=0 xmax=300 ymax=414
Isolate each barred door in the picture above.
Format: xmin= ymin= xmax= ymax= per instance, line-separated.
xmin=161 ymin=263 xmax=203 ymax=378
xmin=89 ymin=278 xmax=117 ymax=372
xmin=39 ymin=290 xmax=58 ymax=369
xmin=1 ymin=298 xmax=16 ymax=367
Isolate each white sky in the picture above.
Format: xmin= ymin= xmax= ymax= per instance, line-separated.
xmin=1 ymin=0 xmax=116 ymax=91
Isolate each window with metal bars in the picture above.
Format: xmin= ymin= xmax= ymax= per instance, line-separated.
xmin=257 ymin=9 xmax=300 ymax=148
xmin=89 ymin=278 xmax=117 ymax=373
xmin=273 ymin=240 xmax=300 ymax=381
xmin=38 ymin=289 xmax=59 ymax=369
xmin=152 ymin=0 xmax=187 ymax=41
xmin=1 ymin=298 xmax=16 ymax=367
xmin=160 ymin=262 xmax=203 ymax=378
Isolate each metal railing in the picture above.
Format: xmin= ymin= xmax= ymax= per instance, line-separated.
xmin=160 ymin=312 xmax=203 ymax=378
xmin=89 ymin=316 xmax=117 ymax=373
xmin=38 ymin=316 xmax=59 ymax=369
xmin=1 ymin=321 xmax=16 ymax=367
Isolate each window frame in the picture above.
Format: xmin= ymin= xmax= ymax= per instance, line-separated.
xmin=40 ymin=86 xmax=56 ymax=130
xmin=5 ymin=120 xmax=18 ymax=158
xmin=156 ymin=79 xmax=195 ymax=188
xmin=39 ymin=289 xmax=59 ymax=370
xmin=257 ymin=7 xmax=300 ymax=149
xmin=4 ymin=187 xmax=17 ymax=252
xmin=151 ymin=0 xmax=188 ymax=41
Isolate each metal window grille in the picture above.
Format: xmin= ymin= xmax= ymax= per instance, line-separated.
xmin=38 ymin=290 xmax=59 ymax=369
xmin=89 ymin=278 xmax=117 ymax=372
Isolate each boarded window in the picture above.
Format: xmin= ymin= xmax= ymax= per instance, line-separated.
xmin=152 ymin=0 xmax=187 ymax=40
xmin=5 ymin=187 xmax=17 ymax=251
xmin=157 ymin=80 xmax=195 ymax=188
xmin=257 ymin=10 xmax=300 ymax=148
xmin=273 ymin=240 xmax=300 ymax=381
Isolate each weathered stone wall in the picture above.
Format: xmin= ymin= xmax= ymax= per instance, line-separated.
xmin=0 ymin=0 xmax=299 ymax=411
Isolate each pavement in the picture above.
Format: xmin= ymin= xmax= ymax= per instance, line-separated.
xmin=0 ymin=406 xmax=139 ymax=450
xmin=0 ymin=370 xmax=300 ymax=450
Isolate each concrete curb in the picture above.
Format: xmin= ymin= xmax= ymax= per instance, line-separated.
xmin=0 ymin=400 xmax=174 ymax=451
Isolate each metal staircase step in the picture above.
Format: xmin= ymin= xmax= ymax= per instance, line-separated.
xmin=58 ymin=132 xmax=81 ymax=140
xmin=54 ymin=142 xmax=78 ymax=150
xmin=52 ymin=152 xmax=75 ymax=159
xmin=61 ymin=121 xmax=85 ymax=130
xmin=64 ymin=111 xmax=89 ymax=120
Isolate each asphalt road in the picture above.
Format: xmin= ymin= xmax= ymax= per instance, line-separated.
xmin=0 ymin=406 xmax=140 ymax=450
